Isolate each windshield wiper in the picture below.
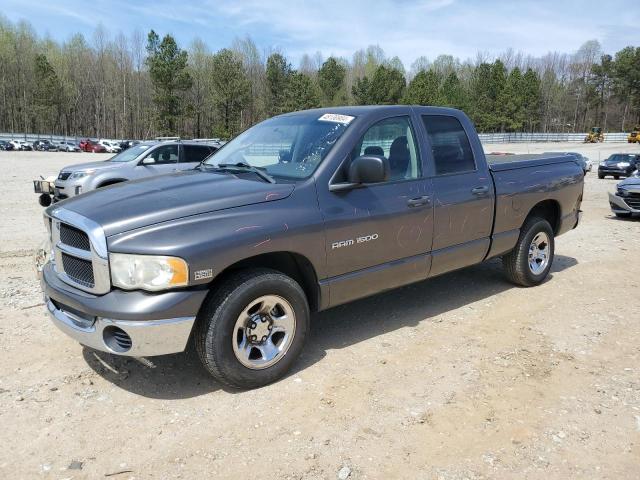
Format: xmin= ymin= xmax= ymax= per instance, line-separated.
xmin=208 ymin=162 xmax=276 ymax=183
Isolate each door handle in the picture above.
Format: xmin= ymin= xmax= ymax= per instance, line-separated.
xmin=407 ymin=195 xmax=431 ymax=208
xmin=471 ymin=186 xmax=490 ymax=196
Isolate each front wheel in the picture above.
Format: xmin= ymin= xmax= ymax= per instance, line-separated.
xmin=502 ymin=216 xmax=555 ymax=287
xmin=195 ymin=269 xmax=310 ymax=389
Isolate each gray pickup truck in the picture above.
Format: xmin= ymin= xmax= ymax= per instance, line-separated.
xmin=38 ymin=106 xmax=584 ymax=389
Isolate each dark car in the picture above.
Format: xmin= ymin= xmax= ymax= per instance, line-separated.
xmin=0 ymin=140 xmax=13 ymax=151
xmin=33 ymin=139 xmax=57 ymax=151
xmin=598 ymin=154 xmax=640 ymax=179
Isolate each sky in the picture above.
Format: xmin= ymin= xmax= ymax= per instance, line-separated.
xmin=1 ymin=0 xmax=637 ymax=67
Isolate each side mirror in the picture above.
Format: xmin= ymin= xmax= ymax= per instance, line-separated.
xmin=348 ymin=155 xmax=389 ymax=184
xmin=141 ymin=157 xmax=155 ymax=165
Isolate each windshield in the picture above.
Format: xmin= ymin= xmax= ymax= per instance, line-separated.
xmin=608 ymin=154 xmax=636 ymax=163
xmin=203 ymin=113 xmax=354 ymax=179
xmin=109 ymin=144 xmax=153 ymax=162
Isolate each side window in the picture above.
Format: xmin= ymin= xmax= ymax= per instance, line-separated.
xmin=352 ymin=116 xmax=421 ymax=181
xmin=146 ymin=144 xmax=179 ymax=164
xmin=183 ymin=145 xmax=212 ymax=163
xmin=422 ymin=115 xmax=475 ymax=175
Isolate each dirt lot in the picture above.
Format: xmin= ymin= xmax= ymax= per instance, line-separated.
xmin=1 ymin=144 xmax=639 ymax=479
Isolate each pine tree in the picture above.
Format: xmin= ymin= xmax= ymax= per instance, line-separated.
xmin=265 ymin=53 xmax=292 ymax=116
xmin=498 ymin=67 xmax=524 ymax=131
xmin=352 ymin=77 xmax=372 ymax=105
xmin=285 ymin=72 xmax=320 ymax=111
xmin=145 ymin=30 xmax=192 ymax=135
xmin=404 ymin=69 xmax=440 ymax=105
xmin=33 ymin=54 xmax=62 ymax=133
xmin=438 ymin=72 xmax=467 ymax=110
xmin=317 ymin=57 xmax=346 ymax=106
xmin=368 ymin=65 xmax=405 ymax=104
xmin=209 ymin=49 xmax=250 ymax=139
xmin=521 ymin=68 xmax=542 ymax=132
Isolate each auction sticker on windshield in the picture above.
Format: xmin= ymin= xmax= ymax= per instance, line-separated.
xmin=318 ymin=113 xmax=355 ymax=124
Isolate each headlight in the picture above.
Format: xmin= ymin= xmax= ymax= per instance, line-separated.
xmin=70 ymin=169 xmax=95 ymax=179
xmin=109 ymin=253 xmax=189 ymax=291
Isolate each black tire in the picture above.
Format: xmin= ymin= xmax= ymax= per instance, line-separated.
xmin=615 ymin=212 xmax=632 ymax=218
xmin=614 ymin=175 xmax=620 ymax=180
xmin=195 ymin=269 xmax=310 ymax=389
xmin=502 ymin=216 xmax=555 ymax=287
xmin=598 ymin=173 xmax=604 ymax=179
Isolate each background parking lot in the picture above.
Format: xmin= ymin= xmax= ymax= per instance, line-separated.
xmin=1 ymin=143 xmax=639 ymax=479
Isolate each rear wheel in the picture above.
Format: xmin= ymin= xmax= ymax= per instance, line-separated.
xmin=614 ymin=175 xmax=620 ymax=180
xmin=195 ymin=269 xmax=310 ymax=389
xmin=503 ymin=216 xmax=555 ymax=287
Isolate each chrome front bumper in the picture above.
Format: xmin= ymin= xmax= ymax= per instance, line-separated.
xmin=46 ymin=297 xmax=195 ymax=356
xmin=608 ymin=192 xmax=640 ymax=213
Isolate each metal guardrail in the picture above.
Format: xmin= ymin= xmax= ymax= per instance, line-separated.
xmin=1 ymin=131 xmax=633 ymax=146
xmin=0 ymin=133 xmax=87 ymax=143
xmin=478 ymin=132 xmax=629 ymax=143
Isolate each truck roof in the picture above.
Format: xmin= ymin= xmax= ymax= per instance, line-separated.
xmin=278 ymin=105 xmax=462 ymax=119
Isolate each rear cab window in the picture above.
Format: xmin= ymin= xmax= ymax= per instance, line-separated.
xmin=422 ymin=115 xmax=476 ymax=175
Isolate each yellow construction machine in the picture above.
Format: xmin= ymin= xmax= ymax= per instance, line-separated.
xmin=584 ymin=127 xmax=604 ymax=143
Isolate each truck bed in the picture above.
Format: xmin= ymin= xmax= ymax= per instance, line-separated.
xmin=486 ymin=153 xmax=579 ymax=172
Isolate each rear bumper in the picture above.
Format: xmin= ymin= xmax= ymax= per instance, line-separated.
xmin=41 ymin=261 xmax=208 ymax=356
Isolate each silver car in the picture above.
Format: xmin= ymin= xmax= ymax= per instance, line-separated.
xmin=47 ymin=141 xmax=218 ymax=203
xmin=609 ymin=173 xmax=640 ymax=218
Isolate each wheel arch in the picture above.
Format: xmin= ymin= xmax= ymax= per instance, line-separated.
xmin=524 ymin=199 xmax=561 ymax=234
xmin=96 ymin=178 xmax=127 ymax=188
xmin=209 ymin=251 xmax=320 ymax=312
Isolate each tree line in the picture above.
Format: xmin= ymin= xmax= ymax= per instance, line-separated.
xmin=1 ymin=16 xmax=639 ymax=140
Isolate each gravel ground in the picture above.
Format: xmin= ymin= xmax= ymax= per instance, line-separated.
xmin=0 ymin=144 xmax=639 ymax=479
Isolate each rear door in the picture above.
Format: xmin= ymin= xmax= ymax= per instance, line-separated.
xmin=420 ymin=114 xmax=494 ymax=277
xmin=179 ymin=144 xmax=215 ymax=171
xmin=319 ymin=115 xmax=434 ymax=306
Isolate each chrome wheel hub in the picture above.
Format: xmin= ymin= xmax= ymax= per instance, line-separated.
xmin=528 ymin=232 xmax=550 ymax=275
xmin=246 ymin=314 xmax=273 ymax=344
xmin=232 ymin=295 xmax=296 ymax=370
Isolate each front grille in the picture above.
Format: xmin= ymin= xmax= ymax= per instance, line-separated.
xmin=60 ymin=223 xmax=91 ymax=251
xmin=624 ymin=198 xmax=640 ymax=210
xmin=58 ymin=171 xmax=71 ymax=180
xmin=49 ymin=211 xmax=110 ymax=294
xmin=61 ymin=253 xmax=95 ymax=288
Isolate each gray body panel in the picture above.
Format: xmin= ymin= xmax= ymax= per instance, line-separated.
xmin=43 ymin=106 xmax=584 ymax=331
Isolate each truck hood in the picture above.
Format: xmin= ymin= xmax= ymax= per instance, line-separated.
xmin=55 ymin=170 xmax=295 ymax=236
xmin=60 ymin=160 xmax=121 ymax=173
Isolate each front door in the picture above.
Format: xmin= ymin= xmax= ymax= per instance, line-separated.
xmin=136 ymin=144 xmax=180 ymax=177
xmin=318 ymin=115 xmax=434 ymax=306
